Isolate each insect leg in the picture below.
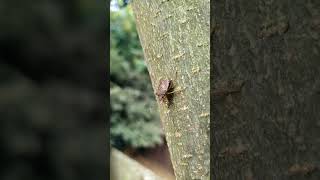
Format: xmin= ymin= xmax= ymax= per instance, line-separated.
xmin=167 ymin=87 xmax=186 ymax=94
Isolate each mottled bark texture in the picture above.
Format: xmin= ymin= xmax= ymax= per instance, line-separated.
xmin=212 ymin=0 xmax=320 ymax=179
xmin=131 ymin=0 xmax=210 ymax=179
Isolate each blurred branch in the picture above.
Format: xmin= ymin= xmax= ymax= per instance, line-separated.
xmin=110 ymin=148 xmax=162 ymax=180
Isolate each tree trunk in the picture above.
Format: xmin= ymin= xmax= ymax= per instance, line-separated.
xmin=131 ymin=0 xmax=210 ymax=179
xmin=212 ymin=0 xmax=320 ymax=179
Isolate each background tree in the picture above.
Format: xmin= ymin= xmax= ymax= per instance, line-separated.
xmin=212 ymin=0 xmax=320 ymax=179
xmin=110 ymin=6 xmax=163 ymax=150
xmin=131 ymin=0 xmax=210 ymax=179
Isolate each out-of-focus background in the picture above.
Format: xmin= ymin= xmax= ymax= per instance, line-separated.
xmin=110 ymin=0 xmax=175 ymax=179
xmin=0 ymin=0 xmax=107 ymax=180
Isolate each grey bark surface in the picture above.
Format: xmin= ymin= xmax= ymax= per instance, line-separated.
xmin=212 ymin=0 xmax=320 ymax=179
xmin=131 ymin=0 xmax=210 ymax=179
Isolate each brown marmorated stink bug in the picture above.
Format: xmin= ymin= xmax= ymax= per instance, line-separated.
xmin=155 ymin=72 xmax=184 ymax=107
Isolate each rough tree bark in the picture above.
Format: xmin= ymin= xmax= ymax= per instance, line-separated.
xmin=131 ymin=0 xmax=210 ymax=179
xmin=212 ymin=0 xmax=320 ymax=179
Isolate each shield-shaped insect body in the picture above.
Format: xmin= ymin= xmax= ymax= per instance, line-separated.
xmin=156 ymin=79 xmax=172 ymax=103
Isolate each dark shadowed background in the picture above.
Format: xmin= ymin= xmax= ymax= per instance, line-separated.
xmin=0 ymin=0 xmax=108 ymax=180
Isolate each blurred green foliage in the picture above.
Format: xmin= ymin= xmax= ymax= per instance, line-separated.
xmin=0 ymin=1 xmax=107 ymax=180
xmin=110 ymin=6 xmax=163 ymax=149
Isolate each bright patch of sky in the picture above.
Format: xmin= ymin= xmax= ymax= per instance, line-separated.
xmin=110 ymin=0 xmax=120 ymax=11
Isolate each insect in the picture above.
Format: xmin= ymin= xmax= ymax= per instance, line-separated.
xmin=155 ymin=72 xmax=183 ymax=106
